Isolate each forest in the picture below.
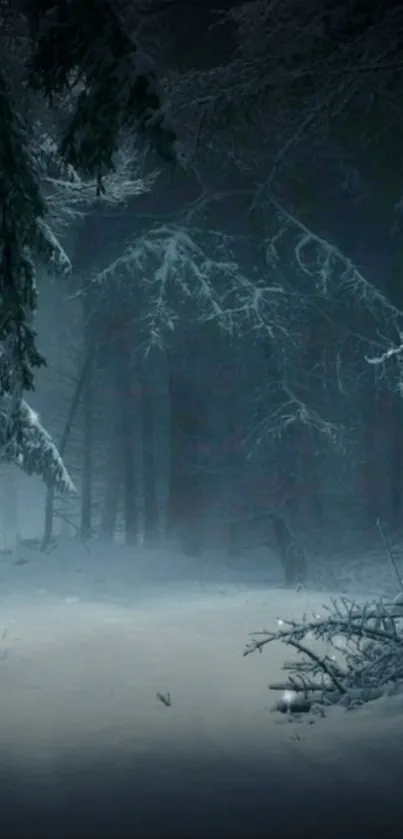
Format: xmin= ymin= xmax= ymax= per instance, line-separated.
xmin=3 ymin=7 xmax=403 ymax=833
xmin=2 ymin=1 xmax=403 ymax=587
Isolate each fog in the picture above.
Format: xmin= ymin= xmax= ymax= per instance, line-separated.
xmin=3 ymin=1 xmax=403 ymax=836
xmin=0 ymin=539 xmax=402 ymax=838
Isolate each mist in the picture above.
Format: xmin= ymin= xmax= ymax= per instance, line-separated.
xmin=2 ymin=0 xmax=403 ymax=836
xmin=0 ymin=536 xmax=402 ymax=837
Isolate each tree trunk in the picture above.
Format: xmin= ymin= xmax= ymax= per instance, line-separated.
xmin=119 ymin=356 xmax=138 ymax=546
xmin=138 ymin=358 xmax=159 ymax=546
xmin=100 ymin=434 xmax=121 ymax=541
xmin=122 ymin=430 xmax=137 ymax=546
xmin=271 ymin=513 xmax=307 ymax=587
xmin=166 ymin=369 xmax=205 ymax=556
xmin=2 ymin=465 xmax=19 ymax=551
xmin=390 ymin=397 xmax=403 ymax=530
xmin=226 ymin=413 xmax=243 ymax=557
xmin=80 ymin=341 xmax=94 ymax=540
xmin=41 ymin=350 xmax=93 ymax=550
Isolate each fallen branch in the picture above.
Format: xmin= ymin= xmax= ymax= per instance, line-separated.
xmin=245 ymin=595 xmax=403 ymax=714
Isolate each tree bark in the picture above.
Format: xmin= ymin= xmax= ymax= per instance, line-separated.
xmin=138 ymin=358 xmax=159 ymax=546
xmin=119 ymin=355 xmax=138 ymax=546
xmin=80 ymin=301 xmax=94 ymax=540
xmin=166 ymin=368 xmax=205 ymax=556
xmin=100 ymin=436 xmax=121 ymax=541
xmin=41 ymin=349 xmax=93 ymax=550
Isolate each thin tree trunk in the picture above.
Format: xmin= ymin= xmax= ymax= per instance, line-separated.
xmin=122 ymin=426 xmax=137 ymax=546
xmin=119 ymin=355 xmax=138 ymax=546
xmin=166 ymin=370 xmax=183 ymax=540
xmin=138 ymin=359 xmax=158 ymax=546
xmin=100 ymin=434 xmax=121 ymax=541
xmin=41 ymin=350 xmax=93 ymax=550
xmin=226 ymin=416 xmax=242 ymax=557
xmin=80 ymin=291 xmax=95 ymax=541
xmin=2 ymin=465 xmax=19 ymax=551
xmin=271 ymin=513 xmax=307 ymax=587
xmin=166 ymin=369 xmax=204 ymax=556
xmin=390 ymin=397 xmax=403 ymax=530
xmin=80 ymin=356 xmax=93 ymax=539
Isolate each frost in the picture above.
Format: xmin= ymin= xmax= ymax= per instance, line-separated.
xmin=29 ymin=0 xmax=179 ymax=178
xmin=93 ymin=224 xmax=285 ymax=349
xmin=35 ymin=219 xmax=71 ymax=274
xmin=0 ymin=397 xmax=74 ymax=493
xmin=245 ymin=595 xmax=403 ymax=716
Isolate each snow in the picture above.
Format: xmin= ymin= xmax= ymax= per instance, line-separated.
xmin=0 ymin=542 xmax=402 ymax=837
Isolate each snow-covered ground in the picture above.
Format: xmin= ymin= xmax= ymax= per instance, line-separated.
xmin=0 ymin=541 xmax=402 ymax=837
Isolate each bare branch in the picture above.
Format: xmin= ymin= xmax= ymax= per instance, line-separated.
xmin=245 ymin=595 xmax=403 ymax=715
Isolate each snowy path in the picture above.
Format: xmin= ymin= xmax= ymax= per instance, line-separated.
xmin=0 ymin=585 xmax=402 ymax=837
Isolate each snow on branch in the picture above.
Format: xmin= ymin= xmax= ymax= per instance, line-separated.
xmin=168 ymin=1 xmax=403 ymax=156
xmin=245 ymin=381 xmax=341 ymax=449
xmin=34 ymin=131 xmax=157 ymax=227
xmin=29 ymin=0 xmax=179 ymax=180
xmin=365 ymin=336 xmax=403 ymax=396
xmin=34 ymin=218 xmax=71 ymax=273
xmin=265 ymin=194 xmax=401 ymax=319
xmin=0 ymin=398 xmax=74 ymax=493
xmin=93 ymin=224 xmax=287 ymax=348
xmin=245 ymin=594 xmax=403 ymax=716
xmin=0 ymin=67 xmax=48 ymax=392
xmin=366 ymin=340 xmax=403 ymax=366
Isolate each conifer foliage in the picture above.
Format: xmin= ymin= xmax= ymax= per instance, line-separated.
xmin=0 ymin=60 xmax=73 ymax=489
xmin=0 ymin=65 xmax=45 ymax=397
xmin=0 ymin=0 xmax=178 ymax=490
xmin=27 ymin=0 xmax=179 ymax=182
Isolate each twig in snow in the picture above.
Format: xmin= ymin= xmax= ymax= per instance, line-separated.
xmin=156 ymin=691 xmax=172 ymax=707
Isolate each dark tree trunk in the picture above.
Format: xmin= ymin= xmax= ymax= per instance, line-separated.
xmin=226 ymin=413 xmax=243 ymax=557
xmin=166 ymin=369 xmax=205 ymax=557
xmin=41 ymin=350 xmax=93 ymax=551
xmin=119 ymin=355 xmax=138 ymax=546
xmin=122 ymin=434 xmax=137 ymax=546
xmin=138 ymin=358 xmax=159 ymax=546
xmin=385 ymin=248 xmax=403 ymax=531
xmin=80 ymin=363 xmax=93 ymax=539
xmin=100 ymin=434 xmax=121 ymax=541
xmin=390 ymin=398 xmax=403 ymax=530
xmin=80 ymin=296 xmax=94 ymax=541
xmin=271 ymin=513 xmax=307 ymax=587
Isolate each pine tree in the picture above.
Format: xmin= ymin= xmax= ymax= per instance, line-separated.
xmin=27 ymin=0 xmax=179 ymax=184
xmin=0 ymin=0 xmax=178 ymax=491
xmin=0 ymin=62 xmax=73 ymax=488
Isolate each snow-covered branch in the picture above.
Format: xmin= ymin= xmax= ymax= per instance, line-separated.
xmin=34 ymin=131 xmax=157 ymax=227
xmin=264 ymin=194 xmax=402 ymax=320
xmin=29 ymin=0 xmax=179 ymax=179
xmin=245 ymin=594 xmax=403 ymax=715
xmin=166 ymin=1 xmax=403 ymax=190
xmin=93 ymin=225 xmax=287 ymax=348
xmin=245 ymin=381 xmax=341 ymax=449
xmin=0 ymin=62 xmax=69 ymax=394
xmin=366 ymin=341 xmax=403 ymax=366
xmin=0 ymin=398 xmax=74 ymax=493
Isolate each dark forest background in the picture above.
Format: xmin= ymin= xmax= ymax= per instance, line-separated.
xmin=2 ymin=0 xmax=403 ymax=576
